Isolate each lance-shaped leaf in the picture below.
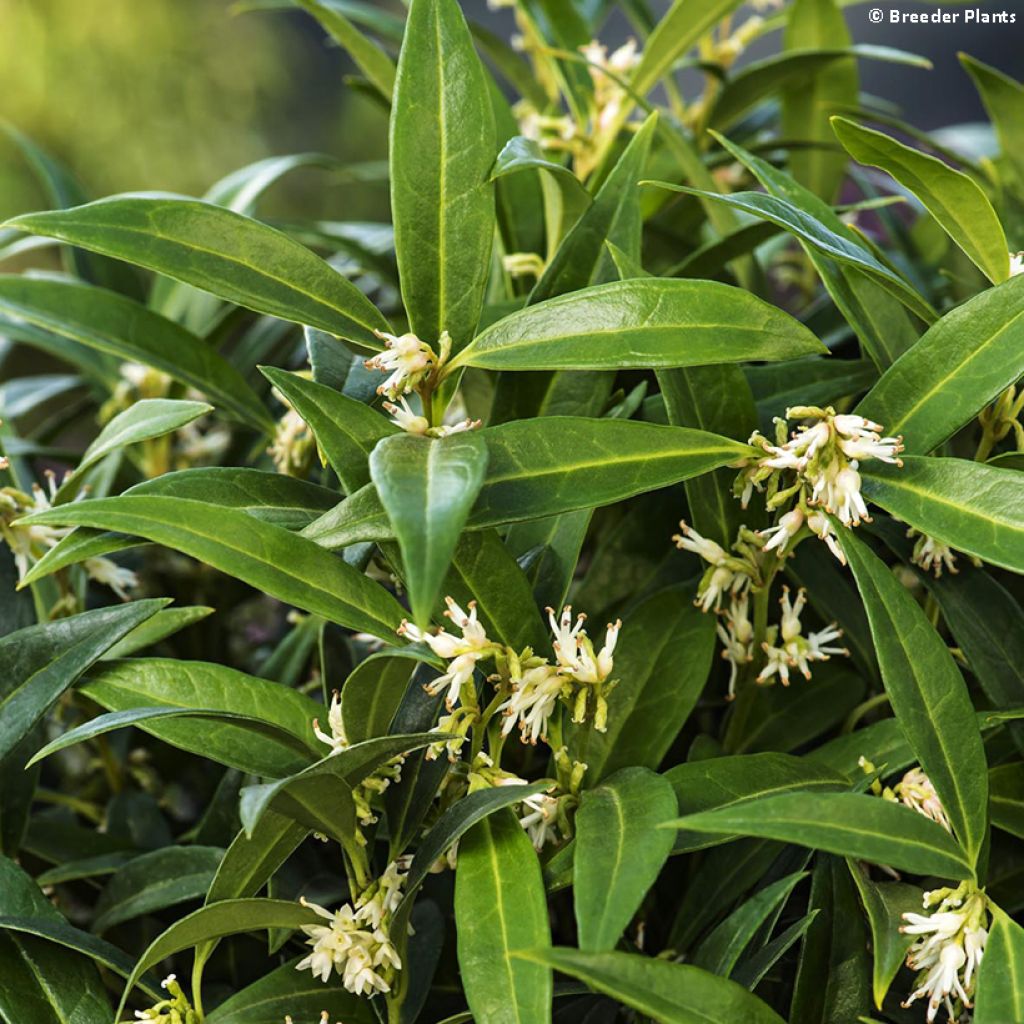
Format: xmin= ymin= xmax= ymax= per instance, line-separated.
xmin=304 ymin=418 xmax=755 ymax=546
xmin=515 ymin=947 xmax=786 ymax=1024
xmin=260 ymin=366 xmax=396 ymax=493
xmin=960 ymin=55 xmax=1024 ymax=190
xmin=115 ymin=899 xmax=322 ymax=1020
xmin=455 ymin=811 xmax=552 ymax=1024
xmin=0 ymin=601 xmax=166 ymax=765
xmin=4 ymin=197 xmax=391 ymax=348
xmin=340 ymin=650 xmax=428 ymax=746
xmin=54 ymin=399 xmax=211 ymax=502
xmin=390 ymin=0 xmax=496 ymax=351
xmin=838 ymin=528 xmax=988 ymax=867
xmin=19 ymin=495 xmax=405 ymax=638
xmin=574 ymin=768 xmax=677 ymax=952
xmin=0 ymin=276 xmax=271 ymax=430
xmin=857 ymin=276 xmax=1024 ymax=455
xmin=832 ymin=116 xmax=1009 ymax=283
xmin=449 ymin=278 xmax=825 ymax=372
xmin=371 ymin=432 xmax=489 ymax=627
xmin=860 ymin=457 xmax=1024 ymax=574
xmin=644 ymin=180 xmax=936 ymax=325
xmin=974 ymin=907 xmax=1024 ymax=1023
xmin=667 ymin=791 xmax=972 ymax=879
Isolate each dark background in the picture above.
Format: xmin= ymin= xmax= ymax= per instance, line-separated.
xmin=1 ymin=0 xmax=1020 ymax=223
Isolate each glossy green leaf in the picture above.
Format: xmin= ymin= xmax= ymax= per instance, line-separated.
xmin=666 ymin=753 xmax=849 ymax=854
xmin=574 ymin=767 xmax=677 ymax=952
xmin=989 ymin=764 xmax=1024 ymax=839
xmin=0 ymin=276 xmax=271 ymax=430
xmin=455 ymin=810 xmax=552 ymax=1024
xmin=693 ymin=871 xmax=806 ymax=977
xmin=531 ymin=113 xmax=656 ymax=302
xmin=833 ymin=116 xmax=1009 ymax=283
xmin=847 ymin=865 xmax=921 ymax=1009
xmin=732 ymin=911 xmax=819 ymax=991
xmin=20 ymin=495 xmax=405 ymax=638
xmin=340 ymin=651 xmax=423 ymax=745
xmin=260 ymin=367 xmax=396 ymax=493
xmin=974 ymin=906 xmax=1024 ymax=1023
xmin=303 ymin=418 xmax=754 ymax=546
xmin=960 ymin=55 xmax=1024 ymax=190
xmin=573 ymin=585 xmax=715 ymax=781
xmin=371 ymin=432 xmax=489 ymax=626
xmin=5 ymin=197 xmax=391 ymax=348
xmin=861 ymin=457 xmax=1024 ymax=574
xmin=115 ymin=899 xmax=322 ymax=1020
xmin=451 ymin=277 xmax=825 ymax=372
xmin=668 ymin=791 xmax=972 ymax=879
xmin=645 ymin=180 xmax=935 ymax=325
xmin=0 ymin=600 xmax=165 ymax=764
xmin=93 ymin=846 xmax=224 ymax=933
xmin=857 ymin=276 xmax=1024 ymax=455
xmin=515 ymin=947 xmax=786 ymax=1024
xmin=101 ymin=605 xmax=214 ymax=660
xmin=390 ymin=0 xmax=496 ymax=350
xmin=79 ymin=658 xmax=322 ymax=777
xmin=837 ymin=528 xmax=989 ymax=867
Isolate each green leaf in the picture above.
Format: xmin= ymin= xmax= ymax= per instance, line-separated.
xmin=93 ymin=846 xmax=224 ymax=933
xmin=668 ymin=791 xmax=972 ymax=879
xmin=847 ymin=865 xmax=921 ymax=1009
xmin=531 ymin=113 xmax=656 ymax=302
xmin=101 ymin=606 xmax=214 ymax=660
xmin=515 ymin=947 xmax=786 ymax=1024
xmin=839 ymin=527 xmax=988 ymax=867
xmin=294 ymin=0 xmax=395 ymax=99
xmin=857 ymin=276 xmax=1024 ymax=455
xmin=206 ymin=958 xmax=374 ymax=1024
xmin=20 ymin=495 xmax=405 ymax=638
xmin=692 ymin=871 xmax=807 ymax=977
xmin=960 ymin=55 xmax=1024 ymax=191
xmin=632 ymin=0 xmax=745 ymax=97
xmin=860 ymin=457 xmax=1024 ymax=574
xmin=55 ymin=399 xmax=211 ymax=502
xmin=665 ymin=753 xmax=849 ymax=854
xmin=573 ymin=586 xmax=715 ymax=781
xmin=645 ymin=179 xmax=935 ymax=325
xmin=79 ymin=658 xmax=322 ymax=777
xmin=390 ymin=0 xmax=496 ymax=350
xmin=371 ymin=432 xmax=489 ymax=626
xmin=732 ymin=912 xmax=818 ymax=991
xmin=238 ymin=734 xmax=437 ymax=840
xmin=0 ymin=276 xmax=271 ymax=430
xmin=303 ymin=418 xmax=754 ymax=545
xmin=115 ymin=899 xmax=322 ymax=1020
xmin=340 ymin=651 xmax=423 ymax=745
xmin=989 ymin=764 xmax=1024 ymax=839
xmin=574 ymin=768 xmax=677 ymax=952
xmin=260 ymin=367 xmax=396 ymax=493
xmin=4 ymin=197 xmax=391 ymax=348
xmin=832 ymin=116 xmax=1009 ymax=283
xmin=975 ymin=906 xmax=1024 ymax=1022
xmin=782 ymin=0 xmax=858 ymax=203
xmin=0 ymin=601 xmax=165 ymax=764
xmin=455 ymin=811 xmax=552 ymax=1024
xmin=451 ymin=278 xmax=826 ymax=372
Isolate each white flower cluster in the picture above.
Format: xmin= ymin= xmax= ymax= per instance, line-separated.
xmin=757 ymin=587 xmax=847 ymax=687
xmin=901 ymin=882 xmax=989 ymax=1023
xmin=907 ymin=528 xmax=959 ymax=578
xmin=297 ymin=858 xmax=409 ymax=996
xmin=380 ymin=395 xmax=479 ymax=438
xmin=269 ymin=404 xmax=316 ymax=477
xmin=128 ymin=974 xmax=198 ymax=1023
xmin=581 ymin=38 xmax=641 ymax=135
xmin=890 ymin=767 xmax=952 ymax=832
xmin=312 ymin=693 xmax=403 ymax=839
xmin=1 ymin=469 xmax=137 ymax=599
xmin=365 ymin=329 xmax=450 ymax=402
xmin=738 ymin=407 xmax=904 ymax=565
xmin=400 ymin=597 xmax=620 ymax=748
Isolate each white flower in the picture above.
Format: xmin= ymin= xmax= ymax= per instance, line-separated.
xmin=893 ymin=767 xmax=951 ymax=832
xmin=758 ymin=588 xmax=846 ymax=685
xmin=269 ymin=405 xmax=314 ymax=476
xmin=901 ymin=882 xmax=989 ymax=1023
xmin=497 ymin=662 xmax=566 ymax=745
xmin=84 ymin=556 xmax=138 ymax=600
xmin=383 ymin=395 xmax=430 ymax=435
xmin=807 ymin=511 xmax=846 ymax=564
xmin=716 ymin=594 xmax=754 ymax=699
xmin=759 ymin=507 xmax=804 ymax=554
xmin=549 ymin=606 xmax=619 ymax=685
xmin=673 ymin=519 xmax=729 ymax=564
xmin=365 ymin=330 xmax=447 ymax=400
xmin=829 ymin=464 xmax=871 ymax=527
xmin=909 ymin=529 xmax=959 ymax=577
xmin=1010 ymin=251 xmax=1024 ymax=276
xmin=313 ymin=692 xmax=349 ymax=755
xmin=518 ymin=791 xmax=561 ymax=850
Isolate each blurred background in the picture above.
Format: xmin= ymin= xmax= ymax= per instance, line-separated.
xmin=1 ymin=0 xmax=1019 ymax=223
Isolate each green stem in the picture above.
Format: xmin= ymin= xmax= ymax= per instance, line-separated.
xmin=190 ymin=957 xmax=205 ymax=1021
